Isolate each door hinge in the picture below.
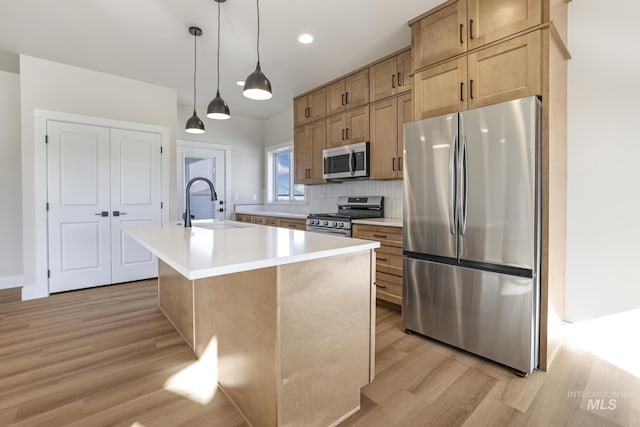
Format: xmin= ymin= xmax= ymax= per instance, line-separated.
xmin=47 ymin=269 xmax=50 ymax=278
xmin=46 ymin=202 xmax=50 ymax=211
xmin=160 ymin=202 xmax=163 ymax=209
xmin=45 ymin=135 xmax=48 ymax=144
xmin=160 ymin=146 xmax=163 ymax=154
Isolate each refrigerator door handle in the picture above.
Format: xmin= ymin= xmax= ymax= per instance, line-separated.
xmin=449 ymin=135 xmax=457 ymax=235
xmin=461 ymin=135 xmax=469 ymax=235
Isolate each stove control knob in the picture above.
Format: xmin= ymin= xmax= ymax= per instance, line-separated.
xmin=323 ymin=221 xmax=329 ymax=226
xmin=339 ymin=222 xmax=344 ymax=228
xmin=309 ymin=220 xmax=315 ymax=225
xmin=332 ymin=222 xmax=338 ymax=227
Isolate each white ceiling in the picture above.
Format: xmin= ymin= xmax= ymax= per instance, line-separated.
xmin=0 ymin=0 xmax=440 ymax=120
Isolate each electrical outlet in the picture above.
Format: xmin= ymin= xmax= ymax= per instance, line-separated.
xmin=252 ymin=193 xmax=257 ymax=201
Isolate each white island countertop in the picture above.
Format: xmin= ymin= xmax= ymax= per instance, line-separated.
xmin=122 ymin=220 xmax=379 ymax=280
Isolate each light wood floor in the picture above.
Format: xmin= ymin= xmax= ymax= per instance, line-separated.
xmin=0 ymin=281 xmax=637 ymax=426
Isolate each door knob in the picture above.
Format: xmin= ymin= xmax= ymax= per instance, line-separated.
xmin=95 ymin=211 xmax=109 ymax=217
xmin=112 ymin=211 xmax=127 ymax=217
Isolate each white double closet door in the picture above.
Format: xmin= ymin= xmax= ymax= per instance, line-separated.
xmin=47 ymin=121 xmax=162 ymax=293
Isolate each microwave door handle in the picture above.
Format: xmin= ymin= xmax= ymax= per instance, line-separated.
xmin=349 ymin=151 xmax=355 ymax=175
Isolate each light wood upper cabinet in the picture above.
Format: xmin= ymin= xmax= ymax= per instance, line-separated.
xmin=411 ymin=0 xmax=542 ymax=70
xmin=326 ymin=69 xmax=370 ymax=116
xmin=326 ymin=106 xmax=369 ymax=149
xmin=370 ymin=98 xmax=398 ymax=180
xmin=294 ymin=121 xmax=326 ymax=185
xmin=293 ymin=88 xmax=326 ymax=127
xmin=369 ymin=50 xmax=413 ymax=103
xmin=412 ymin=1 xmax=467 ymax=71
xmin=467 ymin=30 xmax=541 ymax=109
xmin=467 ymin=0 xmax=542 ymax=50
xmin=414 ymin=29 xmax=541 ymax=119
xmin=370 ymin=92 xmax=413 ymax=180
xmin=414 ymin=57 xmax=467 ymax=120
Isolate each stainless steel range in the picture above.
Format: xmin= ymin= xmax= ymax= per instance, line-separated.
xmin=306 ymin=196 xmax=384 ymax=237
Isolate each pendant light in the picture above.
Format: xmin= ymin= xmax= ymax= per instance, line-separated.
xmin=243 ymin=0 xmax=272 ymax=100
xmin=207 ymin=0 xmax=231 ymax=120
xmin=185 ymin=27 xmax=205 ymax=134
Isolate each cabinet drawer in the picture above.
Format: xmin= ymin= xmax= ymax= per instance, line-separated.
xmin=375 ymin=251 xmax=403 ymax=277
xmin=266 ymin=218 xmax=278 ymax=226
xmin=377 ymin=244 xmax=403 ymax=257
xmin=278 ymin=218 xmax=306 ymax=230
xmin=235 ymin=214 xmax=254 ymax=223
xmin=253 ymin=216 xmax=267 ymax=225
xmin=353 ymin=225 xmax=402 ymax=248
xmin=376 ymin=273 xmax=402 ymax=304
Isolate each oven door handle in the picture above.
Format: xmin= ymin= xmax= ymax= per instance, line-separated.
xmin=349 ymin=150 xmax=356 ymax=176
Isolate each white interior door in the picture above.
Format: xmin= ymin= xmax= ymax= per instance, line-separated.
xmin=47 ymin=121 xmax=111 ymax=292
xmin=177 ymin=147 xmax=226 ymax=221
xmin=110 ymin=129 xmax=162 ymax=283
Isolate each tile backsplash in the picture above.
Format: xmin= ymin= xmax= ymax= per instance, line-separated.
xmin=253 ymin=180 xmax=403 ymax=218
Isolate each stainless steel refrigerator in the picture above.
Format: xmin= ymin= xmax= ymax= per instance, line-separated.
xmin=403 ymin=96 xmax=541 ymax=375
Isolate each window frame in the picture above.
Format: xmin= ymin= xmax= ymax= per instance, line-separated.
xmin=265 ymin=142 xmax=305 ymax=204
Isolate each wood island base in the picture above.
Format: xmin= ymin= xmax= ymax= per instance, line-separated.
xmin=157 ymin=250 xmax=376 ymax=427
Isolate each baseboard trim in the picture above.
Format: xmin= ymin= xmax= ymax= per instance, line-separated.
xmin=0 ymin=275 xmax=23 ymax=290
xmin=21 ymin=285 xmax=49 ymax=301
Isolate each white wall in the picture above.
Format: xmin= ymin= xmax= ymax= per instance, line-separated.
xmin=177 ymin=104 xmax=264 ymax=213
xmin=263 ymin=109 xmax=294 ymax=147
xmin=566 ymin=0 xmax=640 ymax=321
xmin=0 ymin=71 xmax=22 ymax=288
xmin=20 ymin=55 xmax=178 ymax=299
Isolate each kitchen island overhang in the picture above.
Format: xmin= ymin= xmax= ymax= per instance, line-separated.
xmin=122 ymin=221 xmax=380 ymax=427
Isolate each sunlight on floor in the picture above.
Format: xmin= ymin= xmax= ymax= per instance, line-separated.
xmin=163 ymin=337 xmax=219 ymax=405
xmin=564 ymin=308 xmax=640 ymax=378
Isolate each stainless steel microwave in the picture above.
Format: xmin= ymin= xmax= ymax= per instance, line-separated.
xmin=322 ymin=142 xmax=370 ymax=180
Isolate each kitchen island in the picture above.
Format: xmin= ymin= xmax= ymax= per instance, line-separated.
xmin=122 ymin=220 xmax=379 ymax=427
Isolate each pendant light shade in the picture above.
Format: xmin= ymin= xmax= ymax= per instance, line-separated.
xmin=185 ymin=26 xmax=205 ymax=134
xmin=243 ymin=0 xmax=272 ymax=100
xmin=207 ymin=0 xmax=231 ymax=119
xmin=185 ymin=110 xmax=205 ymax=134
xmin=207 ymin=90 xmax=230 ymax=119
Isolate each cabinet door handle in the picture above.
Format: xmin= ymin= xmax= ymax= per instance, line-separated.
xmin=345 ymin=127 xmax=349 ymax=139
xmin=469 ymin=19 xmax=474 ymax=40
xmin=460 ymin=82 xmax=464 ymax=102
xmin=470 ymin=79 xmax=474 ymax=99
xmin=112 ymin=211 xmax=127 ymax=217
xmin=392 ymin=157 xmax=396 ymax=171
xmin=392 ymin=74 xmax=396 ymax=89
xmin=342 ymin=128 xmax=345 ymax=140
xmin=375 ymin=283 xmax=387 ymax=289
xmin=397 ymin=72 xmax=402 ymax=86
xmin=95 ymin=211 xmax=109 ymax=217
xmin=345 ymin=92 xmax=349 ymax=105
xmin=398 ymin=157 xmax=402 ymax=171
xmin=460 ymin=23 xmax=464 ymax=44
xmin=376 ymin=257 xmax=389 ymax=262
xmin=341 ymin=93 xmax=345 ymax=106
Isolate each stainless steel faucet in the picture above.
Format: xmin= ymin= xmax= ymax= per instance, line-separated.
xmin=184 ymin=177 xmax=218 ymax=227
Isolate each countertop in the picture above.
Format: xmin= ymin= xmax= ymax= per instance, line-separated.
xmin=122 ymin=220 xmax=379 ymax=280
xmin=234 ymin=209 xmax=308 ymax=220
xmin=352 ymin=218 xmax=403 ymax=227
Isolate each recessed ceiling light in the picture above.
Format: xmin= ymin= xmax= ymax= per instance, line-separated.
xmin=297 ymin=33 xmax=314 ymax=44
xmin=236 ymin=80 xmax=245 ymax=87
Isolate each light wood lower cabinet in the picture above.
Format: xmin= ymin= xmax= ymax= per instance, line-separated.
xmin=414 ymin=30 xmax=541 ymax=120
xmin=353 ymin=224 xmax=403 ymax=306
xmin=235 ymin=214 xmax=304 ymax=229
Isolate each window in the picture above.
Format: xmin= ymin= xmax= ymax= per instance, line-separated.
xmin=267 ymin=144 xmax=304 ymax=202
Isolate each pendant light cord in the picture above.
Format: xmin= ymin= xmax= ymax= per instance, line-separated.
xmin=217 ymin=1 xmax=221 ymax=91
xmin=256 ymin=0 xmax=260 ymax=63
xmin=193 ymin=30 xmax=197 ymax=110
